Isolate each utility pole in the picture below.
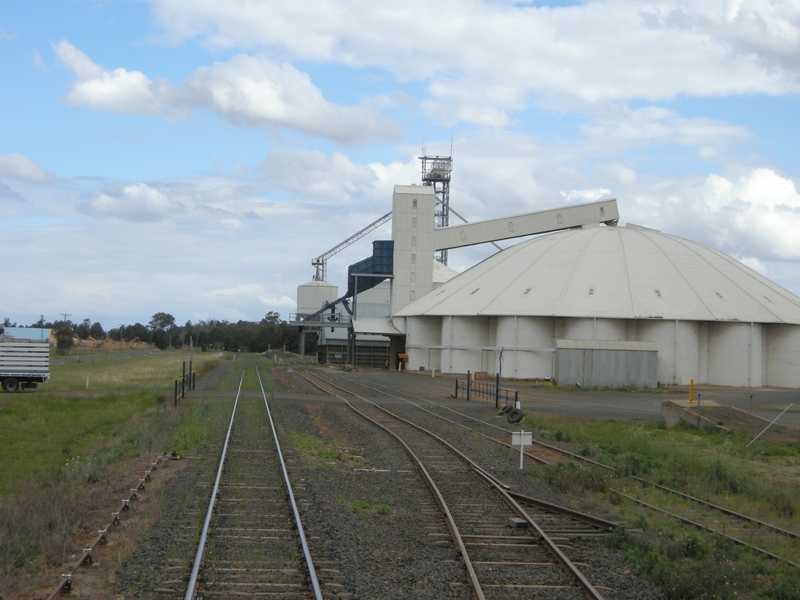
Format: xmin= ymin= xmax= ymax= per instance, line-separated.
xmin=60 ymin=312 xmax=71 ymax=323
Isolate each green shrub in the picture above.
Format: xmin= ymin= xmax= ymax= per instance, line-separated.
xmin=705 ymin=459 xmax=748 ymax=495
xmin=674 ymin=418 xmax=698 ymax=431
xmin=532 ymin=462 xmax=611 ymax=494
xmin=351 ymin=500 xmax=372 ymax=514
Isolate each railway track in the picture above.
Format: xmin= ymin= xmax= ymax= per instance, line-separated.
xmin=297 ymin=369 xmax=621 ymax=599
xmin=320 ymin=373 xmax=610 ymax=469
xmin=311 ymin=370 xmax=800 ymax=570
xmin=175 ymin=362 xmax=324 ymax=600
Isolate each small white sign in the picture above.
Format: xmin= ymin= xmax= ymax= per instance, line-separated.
xmin=512 ymin=431 xmax=532 ymax=447
xmin=512 ymin=430 xmax=533 ymax=469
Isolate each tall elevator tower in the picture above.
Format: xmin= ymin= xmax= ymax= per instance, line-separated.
xmin=419 ymin=146 xmax=453 ymax=265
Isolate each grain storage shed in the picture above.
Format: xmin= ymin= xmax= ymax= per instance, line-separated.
xmin=394 ymin=224 xmax=800 ymax=387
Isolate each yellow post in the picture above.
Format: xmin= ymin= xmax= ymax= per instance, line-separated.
xmin=689 ymin=379 xmax=694 ymax=403
xmin=431 ymin=369 xmax=435 ymax=378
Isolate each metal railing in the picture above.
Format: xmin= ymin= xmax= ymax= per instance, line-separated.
xmin=173 ymin=360 xmax=195 ymax=406
xmin=454 ymin=371 xmax=518 ymax=408
xmin=289 ymin=312 xmax=352 ymax=326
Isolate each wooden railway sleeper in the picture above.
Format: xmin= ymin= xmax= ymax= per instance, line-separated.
xmin=473 ymin=468 xmax=605 ymax=600
xmin=46 ymin=455 xmax=164 ymax=599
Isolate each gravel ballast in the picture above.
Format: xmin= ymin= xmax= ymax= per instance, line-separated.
xmin=115 ymin=364 xmax=664 ymax=599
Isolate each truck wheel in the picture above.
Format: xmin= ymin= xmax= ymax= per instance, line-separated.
xmin=507 ymin=408 xmax=524 ymax=423
xmin=2 ymin=378 xmax=20 ymax=393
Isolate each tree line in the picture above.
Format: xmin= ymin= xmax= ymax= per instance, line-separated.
xmin=2 ymin=312 xmax=306 ymax=355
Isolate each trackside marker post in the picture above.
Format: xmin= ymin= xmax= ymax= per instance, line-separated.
xmin=512 ymin=430 xmax=532 ymax=469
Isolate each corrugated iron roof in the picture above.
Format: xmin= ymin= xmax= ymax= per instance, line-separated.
xmin=395 ymin=225 xmax=800 ymax=324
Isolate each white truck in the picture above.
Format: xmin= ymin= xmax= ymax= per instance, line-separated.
xmin=0 ymin=327 xmax=50 ymax=392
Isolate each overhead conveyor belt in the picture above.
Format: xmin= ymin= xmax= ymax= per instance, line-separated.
xmin=433 ymin=199 xmax=619 ymax=251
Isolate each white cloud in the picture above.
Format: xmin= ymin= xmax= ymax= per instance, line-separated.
xmin=33 ymin=49 xmax=48 ymax=72
xmin=220 ymin=218 xmax=243 ymax=229
xmin=261 ymin=149 xmax=381 ymax=203
xmin=0 ymin=153 xmax=57 ymax=182
xmin=206 ymin=283 xmax=295 ymax=308
xmin=183 ymin=55 xmax=399 ymax=142
xmin=640 ymin=0 xmax=800 ymax=77
xmin=0 ymin=25 xmax=15 ymax=41
xmin=739 ymin=256 xmax=767 ymax=274
xmin=258 ymin=149 xmax=420 ymax=213
xmin=561 ymin=188 xmax=613 ymax=204
xmin=78 ymin=183 xmax=186 ymax=222
xmin=700 ymin=168 xmax=800 ymax=260
xmin=580 ymin=105 xmax=751 ymax=153
xmin=148 ymin=0 xmax=800 ymax=124
xmin=55 ymin=40 xmax=183 ymax=117
xmin=55 ymin=40 xmax=399 ymax=143
xmin=593 ymin=164 xmax=637 ymax=185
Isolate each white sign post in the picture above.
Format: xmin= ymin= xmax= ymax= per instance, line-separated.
xmin=512 ymin=430 xmax=533 ymax=469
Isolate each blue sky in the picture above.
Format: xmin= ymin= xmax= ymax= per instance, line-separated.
xmin=2 ymin=0 xmax=799 ymax=328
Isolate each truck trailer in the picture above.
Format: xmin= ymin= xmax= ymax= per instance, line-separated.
xmin=0 ymin=327 xmax=50 ymax=392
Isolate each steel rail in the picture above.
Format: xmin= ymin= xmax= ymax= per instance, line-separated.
xmin=610 ymin=489 xmax=800 ymax=569
xmin=473 ymin=467 xmax=605 ymax=600
xmin=299 ymin=369 xmax=610 ymax=597
xmin=304 ymin=368 xmax=625 ymax=539
xmin=637 ymin=480 xmax=800 ymax=540
xmin=341 ymin=375 xmax=617 ymax=469
xmin=303 ymin=370 xmax=507 ymax=487
xmin=184 ymin=365 xmax=246 ymax=600
xmin=366 ymin=383 xmax=550 ymax=464
xmin=343 ymin=398 xmax=486 ymax=600
xmin=505 ymin=489 xmax=619 ymax=532
xmin=255 ymin=365 xmax=323 ymax=600
xmin=344 ymin=374 xmax=800 ymax=540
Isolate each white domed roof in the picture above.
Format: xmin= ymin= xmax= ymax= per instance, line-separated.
xmin=396 ymin=225 xmax=800 ymax=324
xmin=432 ymin=259 xmax=459 ymax=284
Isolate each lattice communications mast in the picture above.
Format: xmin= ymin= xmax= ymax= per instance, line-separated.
xmin=419 ymin=147 xmax=453 ymax=265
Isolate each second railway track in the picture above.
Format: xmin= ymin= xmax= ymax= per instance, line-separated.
xmin=313 ymin=370 xmax=800 ymax=570
xmin=297 ymin=369 xmax=629 ymax=600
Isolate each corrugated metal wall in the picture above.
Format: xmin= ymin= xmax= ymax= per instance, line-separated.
xmin=556 ymin=348 xmax=657 ymax=388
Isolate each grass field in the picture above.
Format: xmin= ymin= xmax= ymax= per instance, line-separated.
xmin=0 ymin=391 xmax=168 ymax=496
xmin=0 ymin=350 xmax=239 ymax=586
xmin=520 ymin=412 xmax=800 ymax=599
xmin=48 ymin=349 xmax=225 ymax=391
